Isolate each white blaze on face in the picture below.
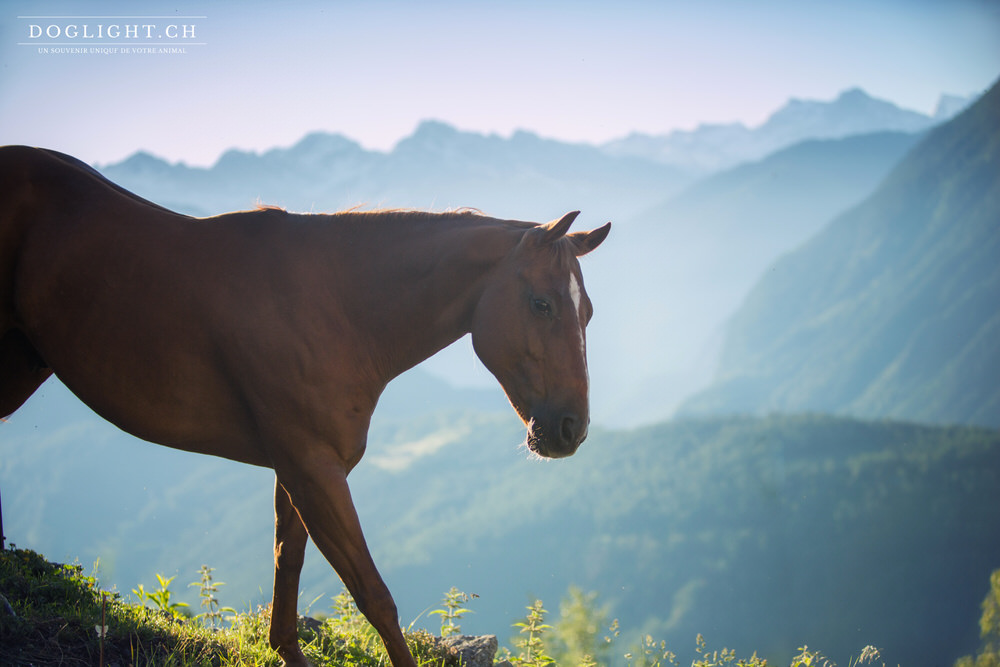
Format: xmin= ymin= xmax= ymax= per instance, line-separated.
xmin=568 ymin=273 xmax=587 ymax=363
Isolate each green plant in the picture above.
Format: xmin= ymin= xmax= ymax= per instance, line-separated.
xmin=620 ymin=633 xmax=767 ymax=667
xmin=790 ymin=643 xmax=889 ymax=667
xmin=189 ymin=564 xmax=236 ymax=629
xmin=550 ymin=586 xmax=611 ymax=667
xmin=691 ymin=634 xmax=767 ymax=667
xmin=133 ymin=573 xmax=189 ymax=620
xmin=323 ymin=586 xmax=385 ymax=661
xmin=790 ymin=645 xmax=834 ymax=667
xmin=329 ymin=587 xmax=367 ymax=633
xmin=848 ymin=645 xmax=885 ymax=666
xmin=955 ymin=568 xmax=1000 ymax=667
xmin=606 ymin=618 xmax=621 ymax=651
xmin=430 ymin=587 xmax=477 ymax=638
xmin=509 ymin=600 xmax=555 ymax=667
xmin=624 ymin=634 xmax=678 ymax=667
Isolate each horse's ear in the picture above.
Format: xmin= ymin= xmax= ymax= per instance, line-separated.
xmin=568 ymin=221 xmax=611 ymax=257
xmin=538 ymin=211 xmax=581 ymax=244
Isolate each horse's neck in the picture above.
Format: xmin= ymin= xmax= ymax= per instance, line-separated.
xmin=335 ymin=214 xmax=521 ymax=382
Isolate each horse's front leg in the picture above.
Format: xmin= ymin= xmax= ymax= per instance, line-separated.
xmin=277 ymin=457 xmax=417 ymax=667
xmin=270 ymin=476 xmax=310 ymax=666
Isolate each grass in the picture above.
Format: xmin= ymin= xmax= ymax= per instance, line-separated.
xmin=0 ymin=545 xmax=917 ymax=667
xmin=0 ymin=546 xmax=457 ymax=667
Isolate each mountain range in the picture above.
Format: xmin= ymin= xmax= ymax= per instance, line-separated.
xmin=601 ymin=87 xmax=972 ymax=172
xmin=99 ymin=89 xmax=972 ymax=220
xmin=681 ymin=77 xmax=1000 ymax=428
xmin=101 ymin=121 xmax=691 ymax=226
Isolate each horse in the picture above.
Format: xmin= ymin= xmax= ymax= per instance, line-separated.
xmin=0 ymin=144 xmax=610 ymax=666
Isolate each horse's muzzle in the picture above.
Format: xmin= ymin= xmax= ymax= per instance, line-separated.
xmin=526 ymin=411 xmax=588 ymax=458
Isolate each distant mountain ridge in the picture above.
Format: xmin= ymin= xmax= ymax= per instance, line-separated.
xmin=601 ymin=88 xmax=977 ymax=172
xmin=98 ymin=87 xmax=974 ymax=221
xmin=100 ymin=120 xmax=691 ymax=225
xmin=680 ymin=79 xmax=1000 ymax=427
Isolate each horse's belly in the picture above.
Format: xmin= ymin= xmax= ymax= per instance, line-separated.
xmin=51 ymin=353 xmax=272 ymax=467
xmin=18 ymin=278 xmax=273 ymax=467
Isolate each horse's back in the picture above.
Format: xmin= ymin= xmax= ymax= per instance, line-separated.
xmin=0 ymin=146 xmax=270 ymax=463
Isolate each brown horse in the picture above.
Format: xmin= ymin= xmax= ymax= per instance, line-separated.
xmin=0 ymin=145 xmax=610 ymax=666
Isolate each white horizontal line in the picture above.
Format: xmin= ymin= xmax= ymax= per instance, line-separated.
xmin=19 ymin=42 xmax=208 ymax=46
xmin=17 ymin=16 xmax=208 ymax=19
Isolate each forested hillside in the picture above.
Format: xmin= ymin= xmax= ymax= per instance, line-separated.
xmin=682 ymin=79 xmax=1000 ymax=427
xmin=590 ymin=131 xmax=921 ymax=421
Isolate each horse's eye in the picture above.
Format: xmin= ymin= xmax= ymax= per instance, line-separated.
xmin=531 ymin=297 xmax=553 ymax=318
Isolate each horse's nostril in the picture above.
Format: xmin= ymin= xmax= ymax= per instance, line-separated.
xmin=561 ymin=414 xmax=583 ymax=446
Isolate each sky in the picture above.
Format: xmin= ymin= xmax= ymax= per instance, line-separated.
xmin=1 ymin=0 xmax=998 ymax=167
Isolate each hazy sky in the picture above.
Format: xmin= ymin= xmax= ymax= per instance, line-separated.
xmin=1 ymin=0 xmax=997 ymax=167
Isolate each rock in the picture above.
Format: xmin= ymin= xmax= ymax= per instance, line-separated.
xmin=440 ymin=634 xmax=499 ymax=667
xmin=297 ymin=614 xmax=324 ymax=634
xmin=0 ymin=592 xmax=16 ymax=618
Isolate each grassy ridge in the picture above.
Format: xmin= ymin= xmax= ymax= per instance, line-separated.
xmin=0 ymin=547 xmax=453 ymax=667
xmin=9 ymin=546 xmax=998 ymax=667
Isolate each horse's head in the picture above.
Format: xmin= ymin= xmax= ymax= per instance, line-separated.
xmin=471 ymin=211 xmax=611 ymax=458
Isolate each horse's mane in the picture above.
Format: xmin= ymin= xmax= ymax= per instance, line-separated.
xmin=42 ymin=151 xmax=542 ymax=236
xmin=260 ymin=203 xmax=539 ymax=232
xmin=336 ymin=207 xmax=583 ymax=269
